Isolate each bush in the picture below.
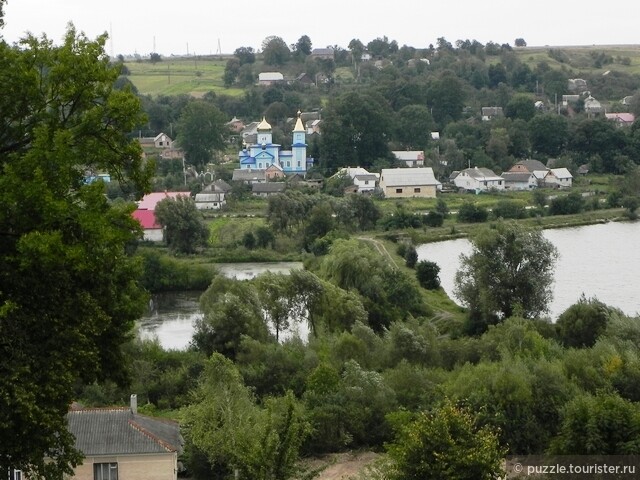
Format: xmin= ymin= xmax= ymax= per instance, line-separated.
xmin=549 ymin=192 xmax=584 ymax=215
xmin=405 ymin=245 xmax=418 ymax=268
xmin=492 ymin=200 xmax=527 ymax=219
xmin=416 ymin=260 xmax=441 ymax=290
xmin=457 ymin=201 xmax=489 ymax=223
xmin=423 ymin=211 xmax=445 ymax=227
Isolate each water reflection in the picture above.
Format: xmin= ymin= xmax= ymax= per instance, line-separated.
xmin=136 ymin=262 xmax=305 ymax=350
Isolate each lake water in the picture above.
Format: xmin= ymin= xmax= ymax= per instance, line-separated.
xmin=139 ymin=222 xmax=640 ymax=349
xmin=416 ymin=221 xmax=640 ymax=320
xmin=137 ymin=262 xmax=304 ymax=350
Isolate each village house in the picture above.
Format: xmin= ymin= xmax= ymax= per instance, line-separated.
xmin=379 ymin=167 xmax=441 ymax=198
xmin=392 ymin=150 xmax=425 ymax=167
xmin=258 ymin=72 xmax=284 ymax=86
xmin=331 ymin=167 xmax=379 ymax=194
xmin=481 ymin=107 xmax=503 ymax=121
xmin=232 ymin=168 xmax=266 ymax=184
xmin=605 ymin=112 xmax=635 ymax=127
xmin=548 ymin=168 xmax=573 ymax=188
xmin=252 ymin=182 xmax=286 ymax=197
xmin=501 ymin=171 xmax=538 ymax=190
xmin=132 ymin=191 xmax=190 ymax=241
xmin=138 ymin=133 xmax=173 ymax=149
xmin=66 ymin=395 xmax=182 ymax=480
xmin=195 ymin=180 xmax=232 ymax=210
xmin=452 ymin=167 xmax=504 ymax=193
xmin=310 ymin=48 xmax=334 ymax=60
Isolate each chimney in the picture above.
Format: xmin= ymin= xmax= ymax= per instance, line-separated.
xmin=130 ymin=394 xmax=137 ymax=415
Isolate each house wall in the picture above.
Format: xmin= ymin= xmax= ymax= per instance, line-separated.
xmin=143 ymin=228 xmax=164 ymax=242
xmin=382 ymin=185 xmax=436 ymax=198
xmin=73 ymin=453 xmax=177 ymax=480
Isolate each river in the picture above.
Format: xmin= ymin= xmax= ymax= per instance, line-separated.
xmin=139 ymin=222 xmax=640 ymax=350
xmin=416 ymin=220 xmax=640 ymax=320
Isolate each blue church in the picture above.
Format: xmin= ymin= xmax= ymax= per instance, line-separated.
xmin=238 ymin=113 xmax=313 ymax=174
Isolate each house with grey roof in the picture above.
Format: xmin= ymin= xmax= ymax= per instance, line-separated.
xmin=232 ymin=168 xmax=266 ymax=184
xmin=481 ymin=107 xmax=503 ymax=121
xmin=252 ymin=182 xmax=286 ymax=197
xmin=501 ymin=171 xmax=538 ymax=190
xmin=392 ymin=150 xmax=425 ymax=167
xmin=66 ymin=395 xmax=181 ymax=480
xmin=452 ymin=167 xmax=504 ymax=193
xmin=258 ymin=72 xmax=284 ymax=85
xmin=379 ymin=167 xmax=441 ymax=198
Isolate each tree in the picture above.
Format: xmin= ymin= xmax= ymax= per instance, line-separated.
xmin=320 ymin=90 xmax=393 ymax=170
xmin=234 ymin=46 xmax=255 ymax=65
xmin=416 ymin=260 xmax=441 ymax=290
xmin=515 ymin=38 xmax=527 ymax=47
xmin=505 ymin=94 xmax=536 ymax=121
xmin=427 ymin=71 xmax=466 ymax=126
xmin=550 ymin=392 xmax=640 ymax=455
xmin=384 ymin=400 xmax=506 ymax=480
xmin=556 ymin=295 xmax=614 ymax=348
xmin=394 ymin=104 xmax=434 ymax=150
xmin=154 ymin=196 xmax=210 ymax=254
xmin=454 ymin=222 xmax=558 ymax=332
xmin=294 ymin=35 xmax=312 ymax=58
xmin=457 ymin=201 xmax=489 ymax=223
xmin=183 ymin=354 xmax=308 ymax=479
xmin=194 ymin=277 xmax=271 ymax=358
xmin=0 ymin=25 xmax=152 ymax=478
xmin=175 ymin=100 xmax=227 ymax=170
xmin=261 ymin=36 xmax=290 ymax=66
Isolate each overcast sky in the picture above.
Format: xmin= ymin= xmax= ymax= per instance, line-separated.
xmin=2 ymin=0 xmax=639 ymax=56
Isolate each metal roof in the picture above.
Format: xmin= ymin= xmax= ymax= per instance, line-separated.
xmin=67 ymin=408 xmax=181 ymax=455
xmin=380 ymin=167 xmax=439 ymax=187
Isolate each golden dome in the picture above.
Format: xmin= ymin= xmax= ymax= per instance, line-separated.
xmin=257 ymin=116 xmax=272 ymax=131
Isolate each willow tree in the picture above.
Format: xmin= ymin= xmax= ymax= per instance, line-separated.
xmin=0 ymin=20 xmax=152 ymax=478
xmin=454 ymin=221 xmax=558 ymax=334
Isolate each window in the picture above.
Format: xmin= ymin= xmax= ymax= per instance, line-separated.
xmin=94 ymin=463 xmax=118 ymax=480
xmin=297 ymin=161 xmax=301 ymax=167
xmin=8 ymin=470 xmax=22 ymax=480
xmin=396 ymin=188 xmax=403 ymax=194
xmin=414 ymin=187 xmax=421 ymax=193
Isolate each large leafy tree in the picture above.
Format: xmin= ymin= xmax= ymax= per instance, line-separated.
xmin=454 ymin=222 xmax=558 ymax=333
xmin=0 ymin=23 xmax=152 ymax=478
xmin=175 ymin=99 xmax=227 ymax=170
xmin=320 ymin=90 xmax=394 ymax=171
xmin=154 ymin=196 xmax=210 ymax=254
xmin=183 ymin=354 xmax=309 ymax=479
xmin=261 ymin=36 xmax=290 ymax=66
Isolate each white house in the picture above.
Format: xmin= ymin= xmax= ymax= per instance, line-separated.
xmin=392 ymin=150 xmax=425 ymax=167
xmin=549 ymin=168 xmax=573 ymax=188
xmin=501 ymin=172 xmax=538 ymax=190
xmin=452 ymin=167 xmax=504 ymax=193
xmin=332 ymin=167 xmax=379 ymax=194
xmin=379 ymin=167 xmax=441 ymax=198
xmin=353 ymin=173 xmax=377 ymax=193
xmin=258 ymin=72 xmax=284 ymax=85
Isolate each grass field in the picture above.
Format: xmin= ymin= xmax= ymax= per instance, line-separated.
xmin=126 ymin=56 xmax=244 ymax=97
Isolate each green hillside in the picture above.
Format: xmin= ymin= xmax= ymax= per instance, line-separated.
xmin=124 ymin=45 xmax=640 ymax=98
xmin=125 ymin=55 xmax=244 ymax=97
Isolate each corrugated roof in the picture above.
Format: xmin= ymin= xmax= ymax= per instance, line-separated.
xmin=501 ymin=172 xmax=535 ymax=182
xmin=132 ymin=209 xmax=160 ymax=229
xmin=67 ymin=408 xmax=181 ymax=455
xmin=380 ymin=168 xmax=439 ymax=187
xmin=137 ymin=192 xmax=189 ymax=210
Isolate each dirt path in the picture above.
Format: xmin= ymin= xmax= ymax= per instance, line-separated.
xmin=356 ymin=237 xmax=398 ymax=269
xmin=300 ymin=452 xmax=379 ymax=480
